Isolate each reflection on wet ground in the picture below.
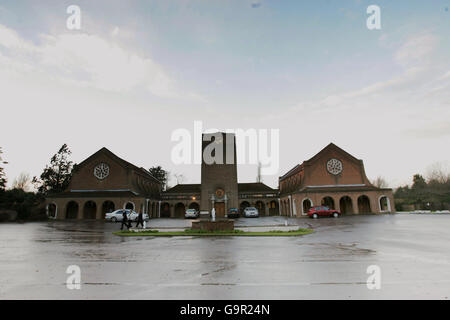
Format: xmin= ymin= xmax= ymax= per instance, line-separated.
xmin=0 ymin=214 xmax=450 ymax=299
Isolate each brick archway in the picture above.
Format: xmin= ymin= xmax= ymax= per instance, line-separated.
xmin=188 ymin=202 xmax=200 ymax=211
xmin=66 ymin=201 xmax=79 ymax=219
xmin=102 ymin=201 xmax=115 ymax=216
xmin=321 ymin=196 xmax=335 ymax=209
xmin=357 ymin=195 xmax=371 ymax=213
xmin=269 ymin=200 xmax=279 ymax=216
xmin=340 ymin=196 xmax=354 ymax=214
xmin=47 ymin=203 xmax=57 ymax=219
xmin=302 ymin=198 xmax=313 ymax=215
xmin=124 ymin=201 xmax=135 ymax=210
xmin=161 ymin=202 xmax=170 ymax=217
xmin=255 ymin=201 xmax=265 ymax=213
xmin=240 ymin=201 xmax=250 ymax=211
xmin=175 ymin=202 xmax=185 ymax=218
xmin=379 ymin=195 xmax=391 ymax=212
xmin=83 ymin=201 xmax=97 ymax=219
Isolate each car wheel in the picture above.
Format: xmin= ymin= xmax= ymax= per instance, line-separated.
xmin=111 ymin=217 xmax=117 ymax=223
xmin=333 ymin=212 xmax=339 ymax=218
xmin=312 ymin=213 xmax=318 ymax=219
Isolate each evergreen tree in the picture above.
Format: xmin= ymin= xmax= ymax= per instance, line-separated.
xmin=412 ymin=174 xmax=427 ymax=189
xmin=0 ymin=147 xmax=7 ymax=191
xmin=148 ymin=166 xmax=168 ymax=190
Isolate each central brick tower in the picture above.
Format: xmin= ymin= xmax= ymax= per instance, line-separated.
xmin=200 ymin=132 xmax=239 ymax=217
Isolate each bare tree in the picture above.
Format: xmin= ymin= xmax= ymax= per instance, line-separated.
xmin=174 ymin=173 xmax=185 ymax=184
xmin=372 ymin=176 xmax=388 ymax=188
xmin=12 ymin=172 xmax=32 ymax=191
xmin=426 ymin=162 xmax=450 ymax=184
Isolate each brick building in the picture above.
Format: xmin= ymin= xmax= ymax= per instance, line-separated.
xmin=46 ymin=147 xmax=162 ymax=220
xmin=46 ymin=138 xmax=393 ymax=219
xmin=160 ymin=132 xmax=279 ymax=218
xmin=279 ymin=143 xmax=394 ymax=216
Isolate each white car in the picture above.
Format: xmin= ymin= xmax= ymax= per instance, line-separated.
xmin=185 ymin=208 xmax=199 ymax=219
xmin=243 ymin=207 xmax=259 ymax=218
xmin=105 ymin=209 xmax=149 ymax=222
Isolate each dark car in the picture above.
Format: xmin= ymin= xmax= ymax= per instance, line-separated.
xmin=227 ymin=208 xmax=240 ymax=218
xmin=308 ymin=206 xmax=340 ymax=219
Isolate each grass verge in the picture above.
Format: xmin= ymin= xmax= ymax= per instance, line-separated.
xmin=113 ymin=228 xmax=314 ymax=237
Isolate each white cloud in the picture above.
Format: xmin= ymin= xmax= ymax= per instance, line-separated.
xmin=264 ymin=32 xmax=449 ymax=188
xmin=394 ymin=33 xmax=438 ymax=69
xmin=0 ymin=24 xmax=195 ymax=98
xmin=289 ymin=33 xmax=443 ymax=114
xmin=0 ymin=25 xmax=31 ymax=49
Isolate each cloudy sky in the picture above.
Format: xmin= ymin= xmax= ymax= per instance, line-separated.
xmin=0 ymin=0 xmax=449 ymax=189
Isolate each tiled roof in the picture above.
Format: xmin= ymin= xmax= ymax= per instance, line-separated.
xmin=164 ymin=184 xmax=201 ymax=194
xmin=238 ymin=183 xmax=278 ymax=193
xmin=164 ymin=183 xmax=278 ymax=194
xmin=76 ymin=147 xmax=163 ymax=185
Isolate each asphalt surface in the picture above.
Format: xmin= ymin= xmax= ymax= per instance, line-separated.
xmin=0 ymin=213 xmax=449 ymax=299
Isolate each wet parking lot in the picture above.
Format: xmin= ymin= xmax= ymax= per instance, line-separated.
xmin=0 ymin=213 xmax=449 ymax=299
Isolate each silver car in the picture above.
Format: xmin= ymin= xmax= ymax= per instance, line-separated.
xmin=185 ymin=208 xmax=199 ymax=219
xmin=243 ymin=207 xmax=259 ymax=218
xmin=105 ymin=209 xmax=149 ymax=222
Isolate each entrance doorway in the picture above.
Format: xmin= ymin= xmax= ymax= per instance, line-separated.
xmin=340 ymin=196 xmax=354 ymax=214
xmin=83 ymin=201 xmax=97 ymax=219
xmin=175 ymin=203 xmax=185 ymax=218
xmin=161 ymin=202 xmax=170 ymax=217
xmin=269 ymin=200 xmax=279 ymax=216
xmin=357 ymin=195 xmax=371 ymax=213
xmin=66 ymin=201 xmax=79 ymax=219
xmin=214 ymin=202 xmax=225 ymax=217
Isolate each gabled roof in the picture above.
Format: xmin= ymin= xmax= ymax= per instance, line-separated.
xmin=279 ymin=143 xmax=360 ymax=181
xmin=164 ymin=184 xmax=201 ymax=194
xmin=75 ymin=147 xmax=162 ymax=184
xmin=163 ymin=182 xmax=278 ymax=194
xmin=279 ymin=163 xmax=304 ymax=181
xmin=305 ymin=142 xmax=360 ymax=164
xmin=238 ymin=182 xmax=278 ymax=193
xmin=48 ymin=190 xmax=140 ymax=198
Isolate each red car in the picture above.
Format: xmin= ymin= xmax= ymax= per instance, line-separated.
xmin=308 ymin=206 xmax=340 ymax=219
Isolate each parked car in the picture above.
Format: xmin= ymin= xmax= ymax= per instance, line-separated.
xmin=185 ymin=208 xmax=200 ymax=219
xmin=227 ymin=208 xmax=240 ymax=218
xmin=243 ymin=207 xmax=259 ymax=218
xmin=105 ymin=209 xmax=149 ymax=222
xmin=308 ymin=206 xmax=340 ymax=219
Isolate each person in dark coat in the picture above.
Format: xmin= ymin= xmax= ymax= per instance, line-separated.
xmin=120 ymin=210 xmax=129 ymax=230
xmin=135 ymin=211 xmax=144 ymax=228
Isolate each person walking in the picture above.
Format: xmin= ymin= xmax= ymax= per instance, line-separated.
xmin=120 ymin=210 xmax=129 ymax=230
xmin=135 ymin=211 xmax=144 ymax=228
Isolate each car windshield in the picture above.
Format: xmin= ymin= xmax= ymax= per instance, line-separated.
xmin=186 ymin=209 xmax=196 ymax=212
xmin=247 ymin=207 xmax=256 ymax=210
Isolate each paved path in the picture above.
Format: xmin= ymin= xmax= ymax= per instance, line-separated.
xmin=1 ymin=214 xmax=450 ymax=299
